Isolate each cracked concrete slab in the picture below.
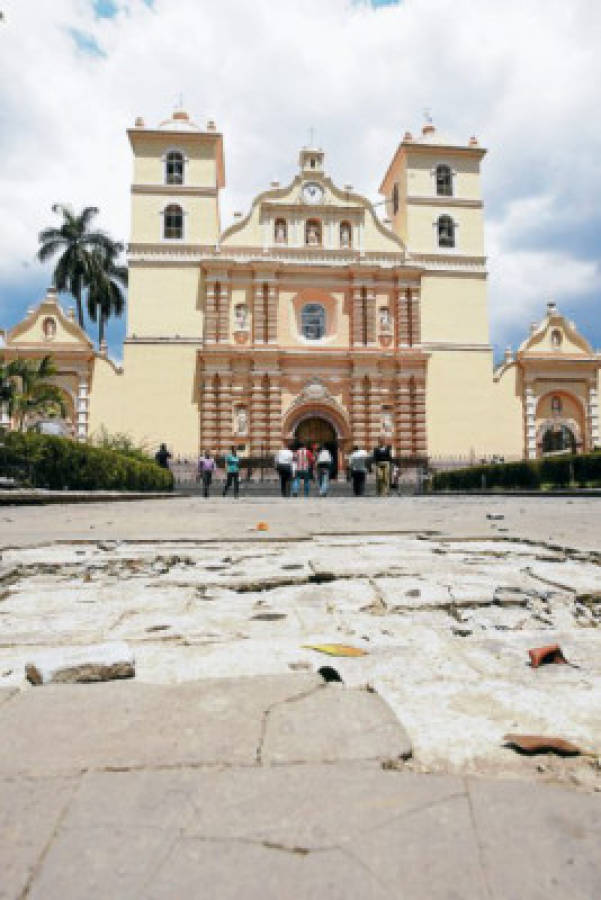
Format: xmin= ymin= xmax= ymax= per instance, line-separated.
xmin=261 ymin=684 xmax=412 ymax=765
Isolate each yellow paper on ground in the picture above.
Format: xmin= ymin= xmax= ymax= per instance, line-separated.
xmin=302 ymin=643 xmax=368 ymax=657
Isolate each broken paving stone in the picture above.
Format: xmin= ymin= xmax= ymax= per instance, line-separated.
xmin=503 ymin=734 xmax=590 ymax=757
xmin=452 ymin=625 xmax=472 ymax=637
xmin=493 ymin=587 xmax=531 ymax=608
xmin=97 ymin=541 xmax=118 ymax=552
xmin=25 ymin=642 xmax=135 ymax=686
xmin=528 ymin=644 xmax=570 ymax=668
xmin=250 ymin=612 xmax=287 ymax=621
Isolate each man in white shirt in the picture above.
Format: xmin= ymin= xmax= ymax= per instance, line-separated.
xmin=348 ymin=445 xmax=368 ymax=496
xmin=275 ymin=443 xmax=294 ymax=497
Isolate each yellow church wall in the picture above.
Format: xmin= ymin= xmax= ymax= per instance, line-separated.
xmin=128 ymin=266 xmax=202 ymax=337
xmin=131 ymin=137 xmax=218 ymax=187
xmin=406 ymin=205 xmax=484 ymax=255
xmin=427 ymin=349 xmax=523 ymax=458
xmin=130 ymin=195 xmax=219 ymax=245
xmin=89 ymin=344 xmax=200 ymax=455
xmin=420 ymin=275 xmax=489 ymax=345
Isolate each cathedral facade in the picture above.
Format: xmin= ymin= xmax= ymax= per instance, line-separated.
xmin=1 ymin=109 xmax=599 ymax=466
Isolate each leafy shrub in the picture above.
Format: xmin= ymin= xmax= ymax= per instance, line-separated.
xmin=431 ymin=450 xmax=601 ymax=492
xmin=0 ymin=432 xmax=173 ymax=492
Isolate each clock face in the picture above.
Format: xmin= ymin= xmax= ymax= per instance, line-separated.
xmin=302 ymin=182 xmax=324 ymax=204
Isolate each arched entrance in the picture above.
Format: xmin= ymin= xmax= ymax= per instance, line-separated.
xmin=541 ymin=424 xmax=576 ymax=455
xmin=294 ymin=416 xmax=339 ymax=478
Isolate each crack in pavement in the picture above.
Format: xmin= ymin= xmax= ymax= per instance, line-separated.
xmin=255 ymin=683 xmax=326 ymax=766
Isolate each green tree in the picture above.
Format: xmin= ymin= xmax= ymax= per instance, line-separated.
xmin=37 ymin=205 xmax=117 ymax=329
xmin=0 ymin=357 xmax=19 ymax=408
xmin=86 ymin=244 xmax=128 ymax=347
xmin=9 ymin=356 xmax=67 ymax=432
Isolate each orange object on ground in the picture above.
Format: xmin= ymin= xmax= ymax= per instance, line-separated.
xmin=256 ymin=522 xmax=269 ymax=531
xmin=302 ymin=643 xmax=368 ymax=658
xmin=528 ymin=644 xmax=568 ymax=668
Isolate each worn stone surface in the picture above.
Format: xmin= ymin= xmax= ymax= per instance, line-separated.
xmin=4 ymin=762 xmax=600 ymax=899
xmin=25 ymin=641 xmax=135 ymax=685
xmin=261 ymin=683 xmax=412 ymax=764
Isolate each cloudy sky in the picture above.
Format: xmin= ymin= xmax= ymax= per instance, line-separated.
xmin=1 ymin=0 xmax=600 ymax=360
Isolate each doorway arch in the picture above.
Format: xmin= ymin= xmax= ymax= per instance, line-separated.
xmin=284 ymin=403 xmax=350 ymax=480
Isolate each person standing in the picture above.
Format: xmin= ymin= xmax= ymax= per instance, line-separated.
xmin=155 ymin=443 xmax=172 ymax=469
xmin=316 ymin=445 xmax=332 ymax=497
xmin=275 ymin=443 xmax=294 ymax=497
xmin=373 ymin=439 xmax=392 ymax=497
xmin=292 ymin=443 xmax=314 ymax=497
xmin=198 ymin=450 xmax=216 ymax=498
xmin=348 ymin=445 xmax=368 ymax=496
xmin=222 ymin=446 xmax=240 ymax=498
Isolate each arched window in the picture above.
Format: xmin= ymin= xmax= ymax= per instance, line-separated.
xmin=305 ymin=219 xmax=322 ymax=246
xmin=164 ymin=204 xmax=183 ymax=239
xmin=165 ymin=151 xmax=184 ymax=185
xmin=436 ymin=164 xmax=452 ymax=196
xmin=301 ymin=303 xmax=326 ymax=340
xmin=274 ymin=218 xmax=287 ymax=244
xmin=437 ymin=215 xmax=455 ymax=248
xmin=339 ymin=221 xmax=352 ymax=248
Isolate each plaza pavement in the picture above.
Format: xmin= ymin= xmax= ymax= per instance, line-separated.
xmin=1 ymin=495 xmax=601 ymax=898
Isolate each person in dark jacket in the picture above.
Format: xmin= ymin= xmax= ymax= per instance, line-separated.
xmin=155 ymin=443 xmax=172 ymax=469
xmin=373 ymin=440 xmax=392 ymax=496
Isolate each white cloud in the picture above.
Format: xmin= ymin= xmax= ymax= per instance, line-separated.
xmin=1 ymin=0 xmax=600 ymax=348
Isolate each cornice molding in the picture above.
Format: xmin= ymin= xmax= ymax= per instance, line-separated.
xmin=131 ymin=184 xmax=218 ymax=197
xmin=406 ymin=195 xmax=482 ymax=209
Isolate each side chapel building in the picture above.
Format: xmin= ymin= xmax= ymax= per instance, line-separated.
xmin=1 ymin=109 xmax=599 ymax=467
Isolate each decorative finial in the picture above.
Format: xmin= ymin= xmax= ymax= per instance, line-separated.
xmin=175 ymin=92 xmax=184 ymax=110
xmin=423 ymin=107 xmax=432 ymax=125
xmin=308 ymin=126 xmax=315 ymax=147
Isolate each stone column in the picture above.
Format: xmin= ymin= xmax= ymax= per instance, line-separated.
xmin=412 ymin=375 xmax=427 ymax=456
xmin=396 ymin=375 xmax=413 ymax=458
xmin=218 ymin=375 xmax=233 ymax=451
xmin=205 ymin=280 xmax=218 ymax=343
xmin=366 ymin=288 xmax=377 ymax=346
xmin=201 ymin=374 xmax=218 ymax=452
xmin=267 ymin=373 xmax=282 ymax=452
xmin=250 ymin=374 xmax=268 ymax=456
xmin=76 ymin=376 xmax=88 ymax=442
xmin=366 ymin=375 xmax=382 ymax=448
xmin=588 ymin=382 xmax=599 ymax=449
xmin=397 ymin=289 xmax=409 ymax=346
xmin=253 ymin=283 xmax=266 ymax=345
xmin=525 ymin=384 xmax=537 ymax=459
xmin=409 ymin=287 xmax=421 ymax=345
xmin=267 ymin=284 xmax=278 ymax=344
xmin=352 ymin=288 xmax=365 ymax=346
xmin=217 ymin=282 xmax=230 ymax=344
xmin=350 ymin=376 xmax=368 ymax=448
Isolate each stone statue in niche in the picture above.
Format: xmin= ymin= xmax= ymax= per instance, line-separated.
xmin=381 ymin=410 xmax=393 ymax=435
xmin=306 ymin=223 xmax=321 ymax=246
xmin=235 ymin=407 xmax=248 ymax=435
xmin=551 ymin=395 xmax=562 ymax=415
xmin=551 ymin=328 xmax=562 ymax=348
xmin=275 ymin=220 xmax=287 ymax=244
xmin=235 ymin=304 xmax=249 ymax=330
xmin=43 ymin=317 xmax=56 ymax=341
xmin=379 ymin=307 xmax=392 ymax=331
xmin=340 ymin=223 xmax=352 ymax=247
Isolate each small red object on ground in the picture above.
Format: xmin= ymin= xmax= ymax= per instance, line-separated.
xmin=528 ymin=644 xmax=568 ymax=668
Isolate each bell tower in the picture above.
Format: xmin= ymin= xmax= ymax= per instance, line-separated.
xmin=126 ymin=108 xmax=225 ymax=338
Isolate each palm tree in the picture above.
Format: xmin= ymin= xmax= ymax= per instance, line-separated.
xmin=86 ymin=244 xmax=128 ymax=347
xmin=37 ymin=205 xmax=117 ymax=329
xmin=9 ymin=356 xmax=67 ymax=432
